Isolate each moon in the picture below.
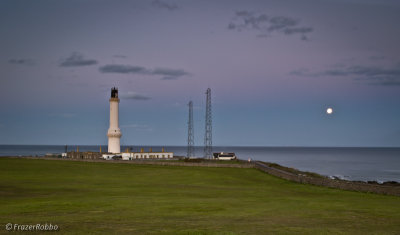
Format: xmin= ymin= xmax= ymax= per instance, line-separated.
xmin=326 ymin=107 xmax=333 ymax=114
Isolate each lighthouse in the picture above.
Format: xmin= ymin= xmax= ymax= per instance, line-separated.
xmin=107 ymin=87 xmax=122 ymax=153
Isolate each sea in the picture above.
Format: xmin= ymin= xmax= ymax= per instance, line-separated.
xmin=1 ymin=145 xmax=399 ymax=183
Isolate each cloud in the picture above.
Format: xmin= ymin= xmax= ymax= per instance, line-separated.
xmin=99 ymin=65 xmax=150 ymax=74
xmin=8 ymin=58 xmax=34 ymax=66
xmin=152 ymin=0 xmax=178 ymax=11
xmin=120 ymin=91 xmax=151 ymax=100
xmin=268 ymin=16 xmax=297 ymax=31
xmin=228 ymin=11 xmax=313 ymax=40
xmin=153 ymin=68 xmax=190 ymax=80
xmin=161 ymin=76 xmax=180 ymax=80
xmin=99 ymin=64 xmax=190 ymax=80
xmin=291 ymin=65 xmax=400 ymax=86
xmin=59 ymin=52 xmax=98 ymax=67
xmin=284 ymin=27 xmax=313 ymax=35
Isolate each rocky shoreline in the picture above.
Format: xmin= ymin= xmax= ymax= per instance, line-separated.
xmin=254 ymin=161 xmax=400 ymax=196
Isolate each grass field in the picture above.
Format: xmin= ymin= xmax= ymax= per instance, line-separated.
xmin=1 ymin=158 xmax=399 ymax=234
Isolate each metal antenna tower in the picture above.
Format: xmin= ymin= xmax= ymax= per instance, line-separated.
xmin=187 ymin=101 xmax=194 ymax=158
xmin=204 ymin=88 xmax=212 ymax=159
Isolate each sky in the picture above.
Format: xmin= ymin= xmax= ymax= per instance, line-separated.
xmin=0 ymin=0 xmax=400 ymax=147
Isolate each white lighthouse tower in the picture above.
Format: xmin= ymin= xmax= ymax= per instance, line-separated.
xmin=107 ymin=87 xmax=122 ymax=153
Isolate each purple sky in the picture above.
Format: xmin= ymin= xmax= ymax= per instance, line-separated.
xmin=1 ymin=0 xmax=400 ymax=147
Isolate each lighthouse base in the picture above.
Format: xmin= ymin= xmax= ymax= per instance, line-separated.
xmin=108 ymin=137 xmax=121 ymax=153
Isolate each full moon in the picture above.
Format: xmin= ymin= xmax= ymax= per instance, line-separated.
xmin=326 ymin=108 xmax=333 ymax=114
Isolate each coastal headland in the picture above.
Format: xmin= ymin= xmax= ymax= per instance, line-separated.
xmin=1 ymin=157 xmax=400 ymax=234
xmin=5 ymin=156 xmax=400 ymax=196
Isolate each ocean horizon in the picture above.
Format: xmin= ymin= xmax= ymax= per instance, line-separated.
xmin=1 ymin=145 xmax=399 ymax=183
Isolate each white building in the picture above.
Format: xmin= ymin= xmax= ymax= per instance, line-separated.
xmin=121 ymin=148 xmax=173 ymax=160
xmin=102 ymin=154 xmax=121 ymax=160
xmin=213 ymin=152 xmax=237 ymax=160
xmin=107 ymin=87 xmax=122 ymax=153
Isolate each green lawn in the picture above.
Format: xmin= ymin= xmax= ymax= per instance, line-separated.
xmin=0 ymin=158 xmax=399 ymax=234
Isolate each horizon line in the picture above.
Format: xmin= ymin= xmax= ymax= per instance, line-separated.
xmin=0 ymin=144 xmax=399 ymax=148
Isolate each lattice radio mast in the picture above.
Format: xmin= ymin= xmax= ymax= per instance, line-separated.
xmin=204 ymin=88 xmax=212 ymax=159
xmin=187 ymin=101 xmax=194 ymax=158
